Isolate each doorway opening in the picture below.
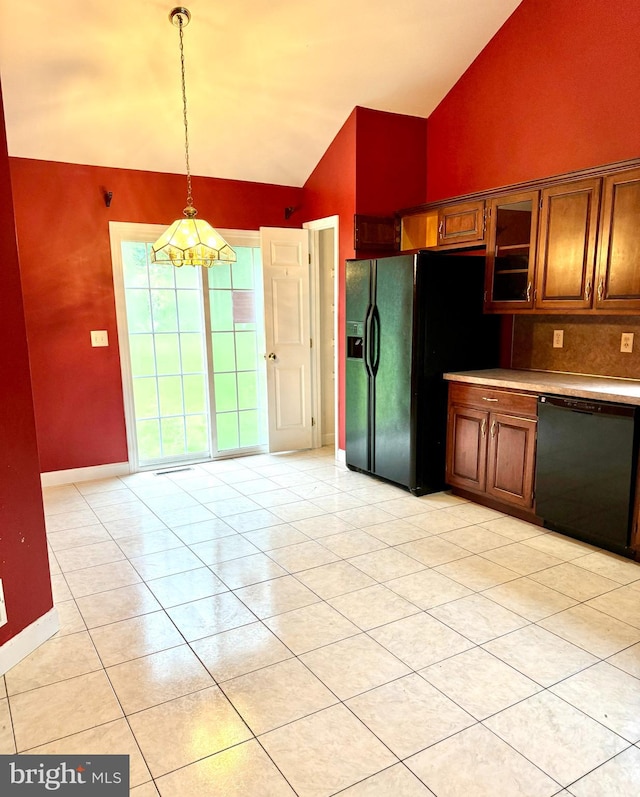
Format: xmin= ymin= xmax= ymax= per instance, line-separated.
xmin=306 ymin=215 xmax=338 ymax=455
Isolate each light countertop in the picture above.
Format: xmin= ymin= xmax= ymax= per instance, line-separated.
xmin=443 ymin=368 xmax=640 ymax=406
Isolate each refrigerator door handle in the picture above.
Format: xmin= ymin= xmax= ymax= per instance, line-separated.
xmin=363 ymin=304 xmax=374 ymax=378
xmin=370 ymin=306 xmax=381 ymax=377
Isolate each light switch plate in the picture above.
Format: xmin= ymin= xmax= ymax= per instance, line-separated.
xmin=91 ymin=330 xmax=109 ymax=347
xmin=553 ymin=329 xmax=564 ymax=348
xmin=621 ymin=332 xmax=634 ymax=353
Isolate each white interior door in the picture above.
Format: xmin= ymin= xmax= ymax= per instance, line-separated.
xmin=260 ymin=227 xmax=313 ymax=452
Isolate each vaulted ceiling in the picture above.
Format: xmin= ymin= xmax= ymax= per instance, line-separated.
xmin=0 ymin=0 xmax=521 ymax=186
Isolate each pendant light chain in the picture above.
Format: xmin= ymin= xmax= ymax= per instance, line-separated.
xmin=151 ymin=7 xmax=236 ymax=268
xmin=178 ymin=16 xmax=194 ymax=211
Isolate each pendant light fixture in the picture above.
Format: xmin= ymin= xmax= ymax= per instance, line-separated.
xmin=151 ymin=7 xmax=236 ymax=268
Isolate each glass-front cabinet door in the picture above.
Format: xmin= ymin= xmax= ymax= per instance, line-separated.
xmin=483 ymin=191 xmax=539 ymax=312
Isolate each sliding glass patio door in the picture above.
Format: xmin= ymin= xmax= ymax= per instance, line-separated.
xmin=111 ymin=223 xmax=267 ymax=470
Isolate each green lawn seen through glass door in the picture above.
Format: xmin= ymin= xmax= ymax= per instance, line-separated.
xmin=121 ymin=241 xmax=266 ymax=466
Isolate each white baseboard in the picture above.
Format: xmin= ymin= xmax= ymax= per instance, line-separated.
xmin=0 ymin=607 xmax=60 ymax=676
xmin=41 ymin=462 xmax=130 ymax=487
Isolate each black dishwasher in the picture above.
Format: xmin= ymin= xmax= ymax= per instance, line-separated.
xmin=535 ymin=395 xmax=638 ymax=556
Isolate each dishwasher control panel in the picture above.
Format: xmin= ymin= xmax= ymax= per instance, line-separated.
xmin=539 ymin=394 xmax=636 ymax=418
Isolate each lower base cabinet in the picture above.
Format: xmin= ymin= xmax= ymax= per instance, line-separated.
xmin=446 ymin=383 xmax=538 ymax=510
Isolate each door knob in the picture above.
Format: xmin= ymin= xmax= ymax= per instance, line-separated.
xmin=266 ymin=352 xmax=277 ymax=361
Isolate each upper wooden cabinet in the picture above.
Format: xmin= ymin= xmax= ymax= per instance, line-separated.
xmin=399 ymin=201 xmax=484 ymax=251
xmin=484 ymin=191 xmax=539 ymax=312
xmin=594 ymin=167 xmax=640 ymax=312
xmin=534 ymin=178 xmax=601 ymax=311
xmin=400 ymin=209 xmax=438 ymax=250
xmin=398 ymin=158 xmax=640 ymax=314
xmin=353 ymin=215 xmax=398 ymax=252
xmin=437 ymin=200 xmax=485 ymax=247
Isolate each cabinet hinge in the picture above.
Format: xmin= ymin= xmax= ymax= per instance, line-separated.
xmin=308 ymin=253 xmax=312 ymax=265
xmin=311 ymin=417 xmax=316 ymax=426
xmin=539 ymin=198 xmax=543 ymax=209
xmin=310 ymin=338 xmax=313 ymax=348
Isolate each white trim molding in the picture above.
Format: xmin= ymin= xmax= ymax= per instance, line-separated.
xmin=303 ymin=215 xmax=339 ymax=460
xmin=41 ymin=462 xmax=130 ymax=487
xmin=0 ymin=607 xmax=59 ymax=676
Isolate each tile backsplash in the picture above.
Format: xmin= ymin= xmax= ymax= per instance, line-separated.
xmin=512 ymin=315 xmax=640 ymax=379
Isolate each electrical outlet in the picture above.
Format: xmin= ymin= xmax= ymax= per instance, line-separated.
xmin=0 ymin=578 xmax=7 ymax=628
xmin=621 ymin=333 xmax=634 ymax=353
xmin=90 ymin=330 xmax=109 ymax=347
xmin=553 ymin=329 xmax=564 ymax=348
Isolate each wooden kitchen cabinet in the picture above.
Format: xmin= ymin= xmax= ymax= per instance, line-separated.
xmin=399 ymin=201 xmax=484 ymax=251
xmin=437 ymin=200 xmax=485 ymax=247
xmin=400 ymin=209 xmax=438 ymax=250
xmin=446 ymin=383 xmax=537 ymax=511
xmin=594 ymin=166 xmax=640 ymax=312
xmin=484 ymin=190 xmax=539 ymax=312
xmin=534 ymin=177 xmax=601 ymax=310
xmin=354 ymin=215 xmax=398 ymax=252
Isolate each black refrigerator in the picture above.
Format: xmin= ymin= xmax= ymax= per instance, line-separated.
xmin=346 ymin=252 xmax=500 ymax=495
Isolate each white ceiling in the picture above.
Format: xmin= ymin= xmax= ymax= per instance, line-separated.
xmin=0 ymin=0 xmax=521 ymax=187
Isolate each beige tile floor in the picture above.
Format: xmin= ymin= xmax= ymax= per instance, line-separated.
xmin=2 ymin=447 xmax=640 ymax=796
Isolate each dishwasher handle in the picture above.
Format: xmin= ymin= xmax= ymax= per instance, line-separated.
xmin=539 ymin=394 xmax=637 ymax=419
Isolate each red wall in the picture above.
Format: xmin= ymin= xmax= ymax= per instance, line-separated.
xmin=427 ymin=0 xmax=640 ymax=200
xmin=355 ymin=107 xmax=426 ymax=216
xmin=0 ymin=83 xmax=52 ymax=646
xmin=302 ymin=109 xmax=358 ymax=268
xmin=10 ymin=159 xmax=302 ymax=472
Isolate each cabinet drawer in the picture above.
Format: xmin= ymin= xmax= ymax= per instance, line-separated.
xmin=448 ymin=383 xmax=538 ymax=417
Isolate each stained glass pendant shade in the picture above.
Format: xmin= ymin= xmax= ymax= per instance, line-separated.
xmin=151 ymin=7 xmax=236 ymax=268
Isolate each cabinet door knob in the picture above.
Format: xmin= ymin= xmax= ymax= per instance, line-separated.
xmin=526 ymin=281 xmax=532 ymax=302
xmin=597 ymin=279 xmax=604 ymax=301
xmin=491 ymin=421 xmax=497 ymax=438
xmin=585 ymin=280 xmax=592 ymax=301
xmin=481 ymin=419 xmax=487 ymax=437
